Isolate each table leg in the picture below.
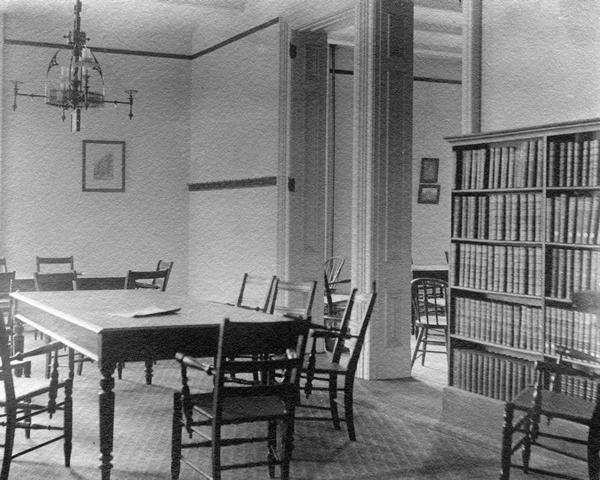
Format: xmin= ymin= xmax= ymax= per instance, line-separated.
xmin=144 ymin=358 xmax=154 ymax=385
xmin=13 ymin=319 xmax=25 ymax=377
xmin=99 ymin=363 xmax=115 ymax=480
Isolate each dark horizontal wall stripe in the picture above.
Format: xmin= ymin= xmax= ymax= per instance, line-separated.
xmin=4 ymin=38 xmax=192 ymax=60
xmin=191 ymin=17 xmax=280 ymax=59
xmin=414 ymin=76 xmax=462 ymax=85
xmin=331 ymin=68 xmax=462 ymax=85
xmin=188 ymin=176 xmax=277 ymax=191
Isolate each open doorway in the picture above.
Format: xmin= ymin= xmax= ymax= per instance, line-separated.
xmin=325 ymin=30 xmax=461 ymax=387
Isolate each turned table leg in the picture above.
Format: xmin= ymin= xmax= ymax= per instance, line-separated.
xmin=99 ymin=363 xmax=116 ymax=480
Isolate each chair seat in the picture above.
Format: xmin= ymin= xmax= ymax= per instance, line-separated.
xmin=511 ymin=386 xmax=595 ymax=425
xmin=190 ymin=392 xmax=290 ymax=423
xmin=303 ymin=352 xmax=347 ymax=374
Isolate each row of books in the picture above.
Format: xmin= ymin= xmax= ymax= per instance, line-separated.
xmin=546 ymin=306 xmax=600 ymax=358
xmin=546 ymin=193 xmax=600 ymax=245
xmin=454 ymin=243 xmax=543 ymax=296
xmin=454 ymin=297 xmax=543 ymax=352
xmin=452 ymin=348 xmax=599 ymax=402
xmin=547 ymin=247 xmax=600 ymax=299
xmin=456 ymin=139 xmax=544 ymax=190
xmin=547 ymin=138 xmax=600 ymax=187
xmin=452 ymin=349 xmax=535 ymax=401
xmin=452 ymin=193 xmax=543 ymax=241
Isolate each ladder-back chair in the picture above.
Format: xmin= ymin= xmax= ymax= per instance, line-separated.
xmin=171 ymin=317 xmax=310 ymax=480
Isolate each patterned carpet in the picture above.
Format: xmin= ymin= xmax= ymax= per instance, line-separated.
xmin=3 ymin=338 xmax=589 ymax=480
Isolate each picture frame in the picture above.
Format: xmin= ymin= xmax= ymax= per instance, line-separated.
xmin=418 ymin=184 xmax=440 ymax=204
xmin=419 ymin=157 xmax=439 ymax=183
xmin=82 ymin=140 xmax=125 ymax=192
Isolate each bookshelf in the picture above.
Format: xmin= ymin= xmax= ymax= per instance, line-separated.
xmin=446 ymin=118 xmax=600 ymax=403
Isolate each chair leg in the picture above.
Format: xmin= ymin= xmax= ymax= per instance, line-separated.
xmin=117 ymin=362 xmax=124 ymax=380
xmin=500 ymin=404 xmax=514 ymax=480
xmin=212 ymin=423 xmax=222 ymax=480
xmin=344 ymin=379 xmax=356 ymax=441
xmin=64 ymin=378 xmax=73 ymax=467
xmin=144 ymin=358 xmax=154 ymax=385
xmin=1 ymin=406 xmax=16 ymax=480
xmin=267 ymin=420 xmax=277 ymax=478
xmin=281 ymin=414 xmax=295 ymax=480
xmin=76 ymin=354 xmax=84 ymax=376
xmin=411 ymin=327 xmax=425 ymax=366
xmin=171 ymin=392 xmax=182 ymax=480
xmin=421 ymin=327 xmax=429 ymax=366
xmin=24 ymin=402 xmax=31 ymax=439
xmin=328 ymin=373 xmax=340 ymax=430
xmin=521 ymin=414 xmax=532 ymax=473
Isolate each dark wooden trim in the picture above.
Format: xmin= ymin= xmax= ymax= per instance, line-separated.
xmin=4 ymin=38 xmax=193 ymax=60
xmin=330 ymin=68 xmax=462 ymax=85
xmin=188 ymin=176 xmax=277 ymax=191
xmin=414 ymin=76 xmax=461 ymax=85
xmin=191 ymin=17 xmax=280 ymax=59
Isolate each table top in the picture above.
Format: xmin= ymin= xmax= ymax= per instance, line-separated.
xmin=11 ymin=290 xmax=288 ymax=364
xmin=11 ymin=290 xmax=281 ymax=333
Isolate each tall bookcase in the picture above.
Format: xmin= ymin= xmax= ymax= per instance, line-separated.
xmin=446 ymin=118 xmax=600 ymax=403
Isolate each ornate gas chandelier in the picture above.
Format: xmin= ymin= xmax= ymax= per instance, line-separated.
xmin=12 ymin=0 xmax=137 ymax=132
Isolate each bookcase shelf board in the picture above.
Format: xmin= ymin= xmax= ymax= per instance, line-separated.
xmin=446 ymin=118 xmax=600 ymax=403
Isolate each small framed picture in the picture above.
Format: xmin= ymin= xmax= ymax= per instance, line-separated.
xmin=418 ymin=184 xmax=440 ymax=204
xmin=82 ymin=140 xmax=125 ymax=192
xmin=420 ymin=157 xmax=439 ymax=183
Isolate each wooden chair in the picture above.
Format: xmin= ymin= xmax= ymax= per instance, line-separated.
xmin=0 ymin=272 xmax=16 ymax=317
xmin=121 ymin=269 xmax=170 ymax=382
xmin=300 ymin=288 xmax=376 ymax=441
xmin=35 ymin=256 xmax=74 ymax=273
xmin=270 ymin=279 xmax=317 ymax=320
xmin=34 ymin=272 xmax=77 ymax=292
xmin=0 ymin=310 xmax=73 ymax=479
xmin=171 ymin=317 xmax=310 ymax=480
xmin=323 ymin=256 xmax=345 ymax=287
xmin=74 ymin=275 xmax=126 ymax=290
xmin=500 ymin=346 xmax=600 ymax=480
xmin=236 ymin=273 xmax=278 ymax=312
xmin=126 ymin=269 xmax=169 ymax=292
xmin=410 ymin=277 xmax=448 ymax=366
xmin=133 ymin=260 xmax=173 ymax=291
xmin=34 ymin=272 xmax=91 ymax=376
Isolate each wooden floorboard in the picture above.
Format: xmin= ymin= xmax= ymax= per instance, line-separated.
xmin=2 ymin=332 xmax=590 ymax=479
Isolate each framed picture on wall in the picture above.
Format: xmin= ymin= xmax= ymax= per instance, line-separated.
xmin=419 ymin=157 xmax=439 ymax=183
xmin=82 ymin=140 xmax=125 ymax=192
xmin=418 ymin=184 xmax=440 ymax=204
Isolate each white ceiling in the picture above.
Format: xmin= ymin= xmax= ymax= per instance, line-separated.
xmin=0 ymin=0 xmax=462 ymax=59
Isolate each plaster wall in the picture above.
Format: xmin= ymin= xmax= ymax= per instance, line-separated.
xmin=188 ymin=24 xmax=280 ymax=302
xmin=1 ymin=28 xmax=190 ymax=288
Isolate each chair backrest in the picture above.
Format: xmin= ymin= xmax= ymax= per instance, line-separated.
xmin=236 ymin=273 xmax=278 ymax=312
xmin=0 ymin=272 xmax=16 ymax=302
xmin=9 ymin=278 xmax=36 ymax=293
xmin=75 ymin=275 xmax=126 ymax=290
xmin=36 ymin=256 xmax=74 ymax=273
xmin=323 ymin=256 xmax=345 ymax=284
xmin=336 ymin=290 xmax=377 ymax=376
xmin=270 ymin=280 xmax=317 ymax=319
xmin=34 ymin=272 xmax=76 ymax=291
xmin=153 ymin=260 xmax=173 ymax=290
xmin=411 ymin=277 xmax=448 ymax=327
xmin=212 ymin=317 xmax=310 ymax=404
xmin=0 ymin=310 xmax=16 ymax=407
xmin=126 ymin=270 xmax=169 ymax=292
xmin=0 ymin=258 xmax=7 ymax=274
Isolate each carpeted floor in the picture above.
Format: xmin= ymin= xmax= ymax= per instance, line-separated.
xmin=4 ymin=335 xmax=590 ymax=480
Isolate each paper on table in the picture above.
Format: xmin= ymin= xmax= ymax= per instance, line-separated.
xmin=110 ymin=306 xmax=181 ymax=318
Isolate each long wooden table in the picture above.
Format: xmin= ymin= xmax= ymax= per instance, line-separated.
xmin=10 ymin=290 xmax=287 ymax=480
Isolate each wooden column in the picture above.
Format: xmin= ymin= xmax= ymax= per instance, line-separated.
xmin=352 ymin=0 xmax=413 ymax=379
xmin=282 ymin=28 xmax=328 ymax=323
xmin=461 ymin=0 xmax=482 ymax=134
